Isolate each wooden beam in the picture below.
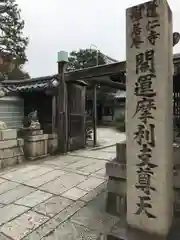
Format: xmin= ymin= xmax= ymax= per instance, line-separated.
xmin=92 ymin=78 xmax=125 ymax=90
xmin=65 ymin=62 xmax=126 ymax=82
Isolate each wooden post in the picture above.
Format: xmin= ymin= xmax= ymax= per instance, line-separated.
xmin=57 ymin=51 xmax=68 ymax=153
xmin=92 ymin=84 xmax=97 ymax=146
xmin=51 ymin=95 xmax=56 ymax=133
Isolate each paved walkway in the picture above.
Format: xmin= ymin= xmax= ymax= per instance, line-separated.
xmin=0 ymin=129 xmax=125 ymax=240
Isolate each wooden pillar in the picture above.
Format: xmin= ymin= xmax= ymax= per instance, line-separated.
xmin=92 ymin=84 xmax=97 ymax=146
xmin=57 ymin=51 xmax=68 ymax=153
xmin=51 ymin=95 xmax=56 ymax=133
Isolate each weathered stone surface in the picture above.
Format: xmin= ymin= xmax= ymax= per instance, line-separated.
xmin=107 ymin=178 xmax=126 ymax=195
xmin=2 ymin=166 xmax=52 ymax=183
xmin=43 ymin=155 xmax=81 ymax=168
xmin=126 ymin=0 xmax=173 ymax=236
xmin=0 ymin=203 xmax=28 ymax=226
xmin=80 ymin=182 xmax=107 ymax=203
xmin=24 ymin=134 xmax=48 ymax=160
xmin=0 ymin=233 xmax=13 ymax=240
xmin=2 ymin=156 xmax=17 ymax=168
xmin=0 ymin=139 xmax=17 ymax=149
xmin=33 ymin=196 xmax=73 ymax=218
xmin=0 ymin=180 xmax=19 ymax=195
xmin=40 ymin=173 xmax=86 ymax=195
xmin=0 ymin=148 xmax=13 ymax=159
xmin=70 ymin=205 xmax=119 ymax=234
xmin=62 ymin=187 xmax=88 ymax=200
xmin=76 ymin=161 xmax=107 ymax=175
xmin=0 ymin=185 xmax=34 ymax=204
xmin=25 ymin=169 xmax=65 ymax=187
xmin=0 ymin=178 xmax=6 ymax=184
xmin=23 ymin=201 xmax=85 ymax=240
xmin=106 ymin=192 xmax=126 ymax=217
xmin=15 ymin=190 xmax=52 ymax=207
xmin=43 ymin=221 xmax=99 ymax=240
xmin=1 ymin=210 xmax=49 ymax=239
xmin=106 ymin=161 xmax=126 ymax=179
xmin=77 ymin=177 xmax=105 ymax=191
xmin=69 ymin=150 xmax=116 ymax=161
xmin=109 ymin=218 xmax=180 ymax=240
xmin=102 ymin=146 xmax=116 ymax=153
xmin=0 ymin=129 xmax=17 ymax=141
xmin=65 ymin=158 xmax=97 ymax=171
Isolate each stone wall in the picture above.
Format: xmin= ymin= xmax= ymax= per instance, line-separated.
xmin=0 ymin=129 xmax=24 ymax=169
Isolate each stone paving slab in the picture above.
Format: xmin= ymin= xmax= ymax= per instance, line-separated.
xmin=1 ymin=210 xmax=49 ymax=240
xmin=0 ymin=165 xmax=42 ymax=178
xmin=43 ymin=155 xmax=85 ymax=168
xmin=0 ymin=233 xmax=11 ymax=240
xmin=77 ymin=177 xmax=105 ymax=191
xmin=0 ymin=178 xmax=6 ymax=184
xmin=15 ymin=190 xmax=52 ymax=208
xmin=62 ymin=187 xmax=88 ymax=200
xmin=70 ymin=192 xmax=119 ymax=235
xmin=33 ymin=196 xmax=73 ymax=218
xmin=0 ymin=180 xmax=19 ymax=195
xmin=74 ymin=161 xmax=107 ymax=176
xmin=39 ymin=173 xmax=86 ymax=195
xmin=69 ymin=150 xmax=116 ymax=161
xmin=43 ymin=220 xmax=100 ymax=240
xmin=23 ymin=201 xmax=85 ymax=240
xmin=24 ymin=169 xmax=65 ymax=187
xmin=64 ymin=158 xmax=98 ymax=171
xmin=0 ymin=203 xmax=29 ymax=226
xmin=0 ymin=185 xmax=35 ymax=205
xmin=80 ymin=182 xmax=107 ymax=203
xmin=1 ymin=166 xmax=54 ymax=183
xmin=100 ymin=146 xmax=116 ymax=153
xmin=91 ymin=168 xmax=106 ymax=179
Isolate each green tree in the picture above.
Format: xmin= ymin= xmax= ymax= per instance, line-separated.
xmin=0 ymin=0 xmax=29 ymax=79
xmin=7 ymin=66 xmax=30 ymax=80
xmin=68 ymin=48 xmax=106 ymax=71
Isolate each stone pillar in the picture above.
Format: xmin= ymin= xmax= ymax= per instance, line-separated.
xmin=126 ymin=0 xmax=173 ymax=236
xmin=106 ymin=143 xmax=126 ymax=216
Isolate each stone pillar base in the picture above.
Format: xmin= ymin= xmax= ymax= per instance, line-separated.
xmin=24 ymin=133 xmax=48 ymax=160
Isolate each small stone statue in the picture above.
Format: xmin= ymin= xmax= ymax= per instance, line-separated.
xmin=27 ymin=110 xmax=41 ymax=130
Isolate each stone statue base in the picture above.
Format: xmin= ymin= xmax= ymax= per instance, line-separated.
xmin=29 ymin=120 xmax=41 ymax=130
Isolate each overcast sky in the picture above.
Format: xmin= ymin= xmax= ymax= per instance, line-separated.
xmin=17 ymin=0 xmax=180 ymax=77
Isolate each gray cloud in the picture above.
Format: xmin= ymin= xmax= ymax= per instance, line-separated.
xmin=16 ymin=0 xmax=180 ymax=77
